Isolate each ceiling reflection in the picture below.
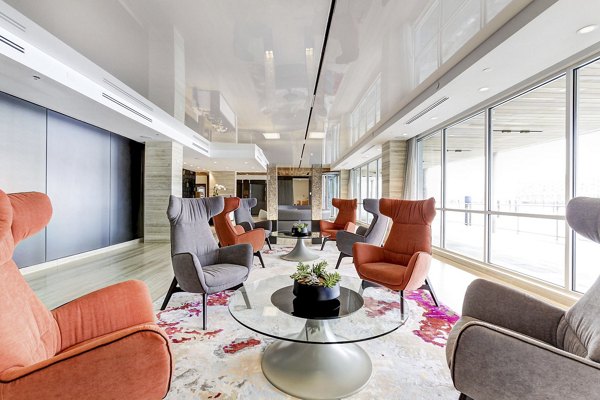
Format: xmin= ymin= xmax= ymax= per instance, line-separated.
xmin=5 ymin=0 xmax=529 ymax=167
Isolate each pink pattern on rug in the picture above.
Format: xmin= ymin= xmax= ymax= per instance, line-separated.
xmin=363 ymin=296 xmax=402 ymax=318
xmin=405 ymin=290 xmax=460 ymax=347
xmin=222 ymin=338 xmax=261 ymax=354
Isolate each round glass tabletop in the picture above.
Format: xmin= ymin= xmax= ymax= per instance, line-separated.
xmin=271 ymin=231 xmax=330 ymax=239
xmin=228 ymin=275 xmax=408 ymax=344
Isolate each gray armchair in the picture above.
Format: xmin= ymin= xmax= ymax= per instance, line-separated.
xmin=234 ymin=197 xmax=272 ymax=250
xmin=334 ymin=199 xmax=389 ymax=269
xmin=446 ymin=196 xmax=600 ymax=400
xmin=161 ymin=195 xmax=253 ymax=330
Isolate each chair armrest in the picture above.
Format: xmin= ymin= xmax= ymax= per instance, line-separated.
xmin=233 ymin=225 xmax=246 ymax=235
xmin=238 ymin=221 xmax=253 ymax=232
xmin=355 ymin=225 xmax=368 ymax=236
xmin=462 ymin=279 xmax=565 ymax=346
xmin=51 ymin=280 xmax=155 ymax=351
xmin=217 ymin=243 xmax=253 ymax=269
xmin=336 ymin=230 xmax=366 ymax=255
xmin=353 ymin=242 xmax=385 ymax=266
xmin=320 ymin=220 xmax=336 ymax=231
xmin=451 ymin=321 xmax=600 ymax=400
xmin=171 ymin=252 xmax=207 ymax=294
xmin=238 ymin=228 xmax=265 ymax=252
xmin=402 ymin=251 xmax=432 ymax=290
xmin=0 ymin=325 xmax=172 ymax=399
xmin=254 ymin=220 xmax=272 ymax=231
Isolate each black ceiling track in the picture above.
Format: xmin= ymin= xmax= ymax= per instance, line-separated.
xmin=298 ymin=0 xmax=336 ymax=168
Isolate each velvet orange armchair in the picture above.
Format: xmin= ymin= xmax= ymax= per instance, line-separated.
xmin=320 ymin=198 xmax=357 ymax=250
xmin=0 ymin=190 xmax=172 ymax=399
xmin=213 ymin=197 xmax=266 ymax=268
xmin=353 ymin=197 xmax=439 ymax=308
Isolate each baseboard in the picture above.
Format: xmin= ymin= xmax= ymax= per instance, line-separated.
xmin=433 ymin=248 xmax=581 ymax=308
xmin=20 ymin=239 xmax=143 ymax=276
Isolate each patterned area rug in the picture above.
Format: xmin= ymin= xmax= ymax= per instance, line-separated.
xmin=156 ymin=243 xmax=460 ymax=399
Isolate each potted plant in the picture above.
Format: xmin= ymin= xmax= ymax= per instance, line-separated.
xmin=291 ymin=261 xmax=341 ymax=301
xmin=291 ymin=222 xmax=309 ymax=236
xmin=212 ymin=184 xmax=226 ymax=196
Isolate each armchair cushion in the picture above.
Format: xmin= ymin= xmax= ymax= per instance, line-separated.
xmin=52 ymin=280 xmax=156 ymax=351
xmin=202 ymin=264 xmax=250 ymax=292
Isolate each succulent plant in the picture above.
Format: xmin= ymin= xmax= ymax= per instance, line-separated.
xmin=290 ymin=261 xmax=341 ymax=288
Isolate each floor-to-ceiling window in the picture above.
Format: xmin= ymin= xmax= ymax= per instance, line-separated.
xmin=322 ymin=173 xmax=340 ymax=218
xmin=349 ymin=157 xmax=382 ymax=223
xmin=416 ymin=53 xmax=600 ymax=294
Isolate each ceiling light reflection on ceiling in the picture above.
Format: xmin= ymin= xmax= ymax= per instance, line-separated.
xmin=577 ymin=25 xmax=598 ymax=34
xmin=305 ymin=48 xmax=313 ymax=56
xmin=430 ymin=116 xmax=438 ymax=120
xmin=479 ymin=87 xmax=490 ymax=92
xmin=265 ymin=50 xmax=274 ymax=59
xmin=263 ymin=132 xmax=280 ymax=140
xmin=308 ymin=131 xmax=325 ymax=139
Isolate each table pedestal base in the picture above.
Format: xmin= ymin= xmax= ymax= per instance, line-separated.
xmin=281 ymin=237 xmax=320 ymax=262
xmin=261 ymin=321 xmax=372 ymax=399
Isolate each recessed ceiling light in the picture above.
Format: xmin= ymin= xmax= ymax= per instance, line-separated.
xmin=482 ymin=67 xmax=492 ymax=72
xmin=265 ymin=50 xmax=274 ymax=59
xmin=577 ymin=25 xmax=598 ymax=34
xmin=310 ymin=153 xmax=314 ymax=156
xmin=263 ymin=132 xmax=280 ymax=140
xmin=479 ymin=87 xmax=490 ymax=92
xmin=402 ymin=133 xmax=408 ymax=136
xmin=244 ymin=161 xmax=249 ymax=164
xmin=308 ymin=131 xmax=326 ymax=139
xmin=213 ymin=161 xmax=217 ymax=164
xmin=305 ymin=48 xmax=314 ymax=56
xmin=430 ymin=116 xmax=438 ymax=120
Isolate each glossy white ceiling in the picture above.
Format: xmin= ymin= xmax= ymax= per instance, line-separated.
xmin=2 ymin=0 xmax=540 ymax=168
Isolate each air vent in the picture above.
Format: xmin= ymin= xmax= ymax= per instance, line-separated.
xmin=0 ymin=11 xmax=26 ymax=32
xmin=103 ymin=79 xmax=153 ymax=112
xmin=0 ymin=33 xmax=24 ymax=53
xmin=405 ymin=96 xmax=449 ymax=125
xmin=102 ymin=93 xmax=152 ymax=122
xmin=192 ymin=142 xmax=209 ymax=154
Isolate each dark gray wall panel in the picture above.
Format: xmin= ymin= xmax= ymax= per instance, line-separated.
xmin=110 ymin=133 xmax=143 ymax=244
xmin=0 ymin=92 xmax=47 ymax=267
xmin=46 ymin=111 xmax=111 ymax=260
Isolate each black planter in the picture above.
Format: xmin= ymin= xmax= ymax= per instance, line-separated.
xmin=291 ymin=226 xmax=309 ymax=237
xmin=293 ymin=280 xmax=340 ymax=302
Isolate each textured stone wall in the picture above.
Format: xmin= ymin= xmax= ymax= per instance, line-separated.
xmin=382 ymin=140 xmax=407 ymax=199
xmin=311 ymin=165 xmax=323 ymax=220
xmin=266 ymin=164 xmax=278 ymax=220
xmin=340 ymin=169 xmax=350 ymax=199
xmin=209 ymin=171 xmax=236 ymax=197
xmin=144 ymin=141 xmax=183 ymax=242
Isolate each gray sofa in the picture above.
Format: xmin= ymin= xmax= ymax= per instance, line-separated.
xmin=277 ymin=205 xmax=331 ymax=232
xmin=446 ymin=196 xmax=600 ymax=400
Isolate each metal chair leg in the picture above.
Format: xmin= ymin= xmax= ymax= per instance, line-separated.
xmin=335 ymin=253 xmax=344 ymax=269
xmin=160 ymin=277 xmax=179 ymax=311
xmin=320 ymin=237 xmax=329 ymax=251
xmin=255 ymin=251 xmax=266 ymax=268
xmin=422 ymin=277 xmax=440 ymax=307
xmin=265 ymin=236 xmax=272 ymax=250
xmin=202 ymin=293 xmax=207 ymax=330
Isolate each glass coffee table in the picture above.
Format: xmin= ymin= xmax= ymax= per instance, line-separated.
xmin=229 ymin=275 xmax=408 ymax=399
xmin=271 ymin=231 xmax=330 ymax=262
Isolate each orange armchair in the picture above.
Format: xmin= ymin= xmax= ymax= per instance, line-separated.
xmin=0 ymin=190 xmax=172 ymax=399
xmin=320 ymin=198 xmax=357 ymax=250
xmin=353 ymin=197 xmax=439 ymax=308
xmin=213 ymin=197 xmax=266 ymax=268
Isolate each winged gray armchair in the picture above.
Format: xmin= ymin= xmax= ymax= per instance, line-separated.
xmin=334 ymin=198 xmax=389 ymax=270
xmin=234 ymin=197 xmax=272 ymax=250
xmin=161 ymin=195 xmax=253 ymax=330
xmin=446 ymin=196 xmax=600 ymax=400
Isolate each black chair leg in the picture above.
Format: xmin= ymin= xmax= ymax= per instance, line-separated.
xmin=400 ymin=290 xmax=406 ymax=320
xmin=255 ymin=251 xmax=266 ymax=268
xmin=265 ymin=237 xmax=272 ymax=250
xmin=335 ymin=253 xmax=346 ymax=269
xmin=458 ymin=394 xmax=473 ymax=400
xmin=320 ymin=237 xmax=329 ymax=251
xmin=421 ymin=277 xmax=440 ymax=307
xmin=160 ymin=277 xmax=179 ymax=311
xmin=202 ymin=293 xmax=207 ymax=330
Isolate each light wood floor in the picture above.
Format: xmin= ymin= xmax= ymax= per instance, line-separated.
xmin=24 ymin=240 xmax=478 ymax=312
xmin=24 ymin=242 xmax=175 ymax=309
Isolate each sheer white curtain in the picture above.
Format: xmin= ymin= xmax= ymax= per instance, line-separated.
xmin=403 ymin=137 xmax=418 ymax=199
xmin=348 ymin=169 xmax=356 ymax=199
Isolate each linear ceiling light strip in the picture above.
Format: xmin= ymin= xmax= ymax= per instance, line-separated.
xmin=299 ymin=0 xmax=336 ymax=168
